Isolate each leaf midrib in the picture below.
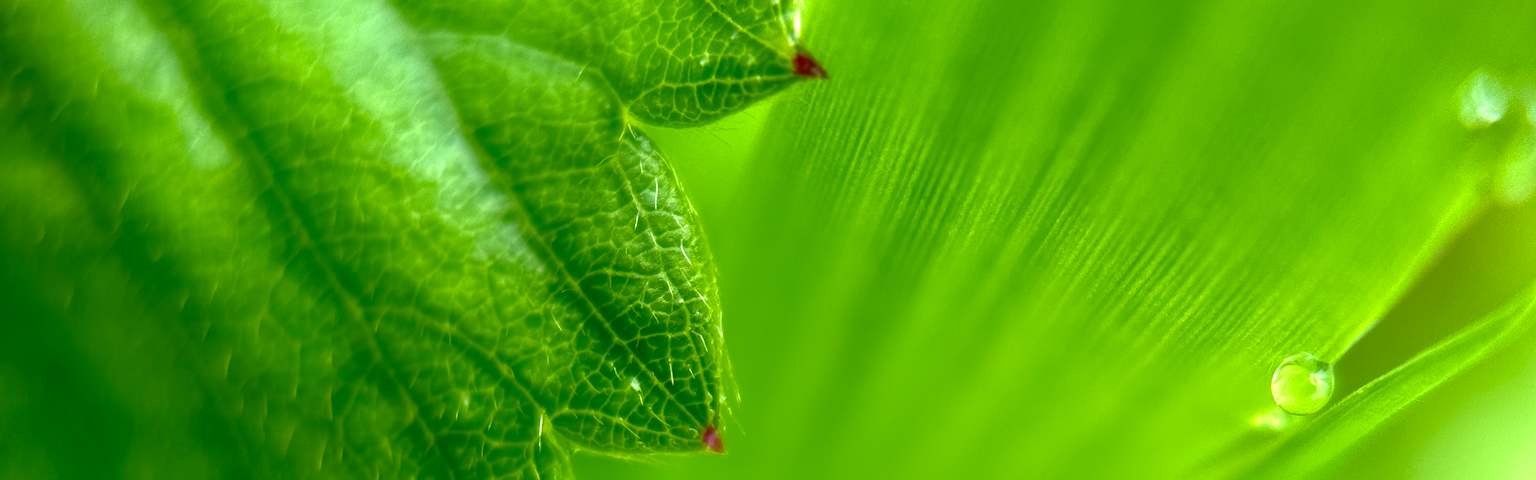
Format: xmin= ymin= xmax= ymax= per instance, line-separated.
xmin=154 ymin=0 xmax=716 ymax=458
xmin=126 ymin=1 xmax=494 ymax=475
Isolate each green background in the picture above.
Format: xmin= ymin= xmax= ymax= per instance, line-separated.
xmin=590 ymin=0 xmax=1536 ymax=477
xmin=6 ymin=0 xmax=1536 ymax=478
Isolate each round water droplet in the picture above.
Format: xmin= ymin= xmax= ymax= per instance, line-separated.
xmin=1459 ymin=70 xmax=1510 ymax=129
xmin=1270 ymin=352 xmax=1334 ymax=415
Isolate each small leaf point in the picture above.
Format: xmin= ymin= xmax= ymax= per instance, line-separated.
xmin=794 ymin=52 xmax=828 ymax=79
xmin=702 ymin=425 xmax=725 ymax=453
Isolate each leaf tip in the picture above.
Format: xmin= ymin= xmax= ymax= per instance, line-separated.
xmin=702 ymin=425 xmax=725 ymax=453
xmin=794 ymin=51 xmax=828 ymax=79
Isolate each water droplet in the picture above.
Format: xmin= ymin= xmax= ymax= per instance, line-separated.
xmin=629 ymin=377 xmax=641 ymax=391
xmin=1252 ymin=407 xmax=1298 ymax=431
xmin=1270 ymin=352 xmax=1335 ymax=415
xmin=1460 ymin=70 xmax=1510 ymax=129
xmin=699 ymin=56 xmax=711 ymax=66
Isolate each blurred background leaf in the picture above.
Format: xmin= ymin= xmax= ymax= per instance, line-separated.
xmin=580 ymin=0 xmax=1536 ymax=478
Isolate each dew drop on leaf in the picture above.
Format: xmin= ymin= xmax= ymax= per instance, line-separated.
xmin=1459 ymin=70 xmax=1510 ymax=129
xmin=1270 ymin=352 xmax=1335 ymax=415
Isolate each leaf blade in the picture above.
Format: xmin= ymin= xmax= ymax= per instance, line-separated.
xmin=1244 ymin=281 xmax=1536 ymax=479
xmin=0 ymin=0 xmax=781 ymax=475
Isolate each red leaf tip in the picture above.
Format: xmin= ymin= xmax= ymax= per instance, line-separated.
xmin=702 ymin=425 xmax=725 ymax=454
xmin=793 ymin=52 xmax=828 ymax=79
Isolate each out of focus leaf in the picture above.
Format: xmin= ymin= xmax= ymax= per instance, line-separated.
xmin=579 ymin=0 xmax=1536 ymax=479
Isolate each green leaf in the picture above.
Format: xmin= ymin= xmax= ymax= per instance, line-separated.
xmin=1240 ymin=280 xmax=1536 ymax=479
xmin=391 ymin=0 xmax=809 ymax=125
xmin=0 ymin=0 xmax=813 ymax=477
xmin=1314 ymin=192 xmax=1536 ymax=479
